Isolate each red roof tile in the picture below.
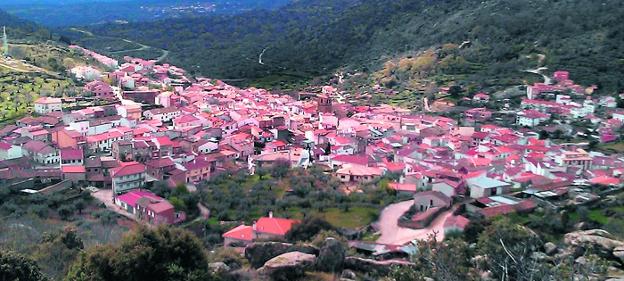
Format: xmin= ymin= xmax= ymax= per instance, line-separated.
xmin=255 ymin=217 xmax=299 ymax=236
xmin=223 ymin=225 xmax=254 ymax=241
xmin=61 ymin=165 xmax=86 ymax=173
xmin=111 ymin=161 xmax=146 ymax=178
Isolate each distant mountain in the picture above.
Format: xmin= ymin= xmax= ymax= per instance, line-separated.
xmin=67 ymin=0 xmax=624 ymax=92
xmin=3 ymin=0 xmax=292 ymax=27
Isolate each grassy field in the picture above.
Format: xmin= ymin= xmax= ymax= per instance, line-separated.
xmin=320 ymin=207 xmax=378 ymax=229
xmin=598 ymin=141 xmax=624 ymax=153
xmin=286 ymin=206 xmax=379 ymax=229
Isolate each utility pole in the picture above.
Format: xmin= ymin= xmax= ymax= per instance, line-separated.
xmin=2 ymin=26 xmax=8 ymax=57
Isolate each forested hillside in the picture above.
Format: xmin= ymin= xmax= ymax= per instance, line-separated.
xmin=67 ymin=0 xmax=624 ymax=91
xmin=0 ymin=9 xmax=51 ymax=40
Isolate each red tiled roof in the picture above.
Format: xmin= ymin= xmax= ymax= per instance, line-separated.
xmin=184 ymin=157 xmax=214 ymax=171
xmin=111 ymin=161 xmax=146 ymax=178
xmin=146 ymin=157 xmax=175 ymax=168
xmin=154 ymin=136 xmax=174 ymax=147
xmin=61 ymin=165 xmax=86 ymax=173
xmin=116 ymin=190 xmax=162 ymax=206
xmin=589 ymin=176 xmax=620 ymax=186
xmin=255 ymin=217 xmax=299 ymax=236
xmin=332 ymin=154 xmax=369 ymax=166
xmin=223 ymin=225 xmax=254 ymax=241
xmin=61 ymin=148 xmax=83 ymax=160
xmin=0 ymin=142 xmax=11 ymax=150
xmin=480 ymin=199 xmax=536 ymax=218
xmin=388 ymin=182 xmax=417 ymax=193
xmin=148 ymin=201 xmax=174 ymax=214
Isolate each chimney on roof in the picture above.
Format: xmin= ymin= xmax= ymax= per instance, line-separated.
xmin=268 ymin=211 xmax=273 ymax=218
xmin=252 ymin=222 xmax=257 ymax=231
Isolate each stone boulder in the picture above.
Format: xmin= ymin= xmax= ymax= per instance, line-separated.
xmin=245 ymin=242 xmax=319 ymax=268
xmin=344 ymin=256 xmax=414 ymax=276
xmin=208 ymin=262 xmax=231 ymax=274
xmin=613 ymin=246 xmax=624 ymax=263
xmin=258 ymin=251 xmax=316 ymax=281
xmin=316 ymin=238 xmax=346 ymax=272
xmin=341 ymin=269 xmax=356 ymax=280
xmin=531 ymin=252 xmax=550 ymax=262
xmin=564 ymin=229 xmax=624 ymax=258
xmin=544 ymin=242 xmax=558 ymax=256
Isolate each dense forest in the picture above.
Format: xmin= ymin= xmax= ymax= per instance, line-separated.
xmin=63 ymin=0 xmax=624 ymax=92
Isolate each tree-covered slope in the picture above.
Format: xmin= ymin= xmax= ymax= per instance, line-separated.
xmin=0 ymin=9 xmax=51 ymax=40
xmin=69 ymin=0 xmax=624 ymax=92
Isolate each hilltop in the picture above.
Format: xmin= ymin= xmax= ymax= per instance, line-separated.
xmin=0 ymin=10 xmax=96 ymax=123
xmin=64 ymin=0 xmax=624 ymax=92
xmin=0 ymin=9 xmax=51 ymax=40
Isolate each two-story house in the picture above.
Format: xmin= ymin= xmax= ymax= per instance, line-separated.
xmin=111 ymin=161 xmax=147 ymax=194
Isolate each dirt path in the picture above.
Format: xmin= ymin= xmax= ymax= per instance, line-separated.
xmin=156 ymin=49 xmax=169 ymax=63
xmin=375 ymin=200 xmax=451 ymax=245
xmin=69 ymin=27 xmax=94 ymax=37
xmin=91 ymin=189 xmax=138 ymax=222
xmin=70 ymin=27 xmax=169 ymax=63
xmin=524 ymin=66 xmax=552 ymax=84
xmin=197 ymin=202 xmax=210 ymax=219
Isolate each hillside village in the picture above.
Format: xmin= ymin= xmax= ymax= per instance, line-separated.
xmin=2 ymin=44 xmax=624 ymax=277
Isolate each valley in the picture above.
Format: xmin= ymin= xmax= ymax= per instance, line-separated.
xmin=0 ymin=1 xmax=624 ymax=281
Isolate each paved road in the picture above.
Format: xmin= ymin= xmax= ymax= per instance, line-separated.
xmin=376 ymin=200 xmax=451 ymax=245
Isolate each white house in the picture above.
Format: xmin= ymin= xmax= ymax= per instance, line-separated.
xmin=22 ymin=140 xmax=59 ymax=165
xmin=0 ymin=142 xmax=23 ymax=160
xmin=516 ymin=110 xmax=550 ymax=127
xmin=34 ymin=97 xmax=62 ymax=115
xmin=144 ymin=107 xmax=181 ymax=122
xmin=467 ymin=175 xmax=511 ymax=198
xmin=613 ymin=110 xmax=624 ymax=122
xmin=111 ymin=161 xmax=147 ymax=194
xmin=198 ymin=140 xmax=219 ymax=154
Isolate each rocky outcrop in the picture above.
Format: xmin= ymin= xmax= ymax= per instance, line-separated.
xmin=245 ymin=242 xmax=319 ymax=268
xmin=344 ymin=256 xmax=414 ymax=276
xmin=258 ymin=251 xmax=316 ymax=281
xmin=316 ymin=238 xmax=346 ymax=272
xmin=564 ymin=229 xmax=624 ymax=259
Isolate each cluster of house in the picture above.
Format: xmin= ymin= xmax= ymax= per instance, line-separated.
xmin=460 ymin=71 xmax=623 ymax=144
xmin=0 ymin=46 xmax=622 ymax=239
